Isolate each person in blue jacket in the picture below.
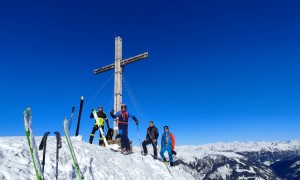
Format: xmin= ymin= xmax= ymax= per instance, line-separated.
xmin=110 ymin=104 xmax=139 ymax=154
xmin=160 ymin=126 xmax=176 ymax=166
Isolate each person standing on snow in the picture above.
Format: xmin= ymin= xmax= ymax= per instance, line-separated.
xmin=110 ymin=104 xmax=139 ymax=154
xmin=142 ymin=121 xmax=159 ymax=159
xmin=160 ymin=125 xmax=176 ymax=166
xmin=89 ymin=106 xmax=109 ymax=146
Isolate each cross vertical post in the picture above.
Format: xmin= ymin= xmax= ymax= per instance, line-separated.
xmin=114 ymin=36 xmax=122 ymax=113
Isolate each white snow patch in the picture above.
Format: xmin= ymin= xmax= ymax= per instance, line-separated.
xmin=209 ymin=164 xmax=232 ymax=179
xmin=291 ymin=161 xmax=300 ymax=168
xmin=0 ymin=136 xmax=194 ymax=180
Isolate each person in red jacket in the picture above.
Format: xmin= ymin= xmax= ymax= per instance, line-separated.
xmin=160 ymin=126 xmax=176 ymax=166
xmin=110 ymin=104 xmax=139 ymax=154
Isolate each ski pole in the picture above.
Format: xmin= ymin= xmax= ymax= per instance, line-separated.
xmin=146 ymin=130 xmax=159 ymax=158
xmin=39 ymin=131 xmax=51 ymax=175
xmin=68 ymin=106 xmax=75 ymax=131
xmin=54 ymin=131 xmax=62 ymax=180
xmin=136 ymin=125 xmax=144 ymax=157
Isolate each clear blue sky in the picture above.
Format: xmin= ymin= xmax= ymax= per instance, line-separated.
xmin=0 ymin=1 xmax=299 ymax=145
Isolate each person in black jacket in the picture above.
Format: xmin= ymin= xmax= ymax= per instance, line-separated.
xmin=142 ymin=121 xmax=159 ymax=159
xmin=89 ymin=106 xmax=109 ymax=146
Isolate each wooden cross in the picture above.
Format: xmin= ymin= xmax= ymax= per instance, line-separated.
xmin=93 ymin=36 xmax=148 ymax=140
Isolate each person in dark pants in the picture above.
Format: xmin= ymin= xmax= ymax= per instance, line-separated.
xmin=142 ymin=121 xmax=159 ymax=159
xmin=110 ymin=104 xmax=139 ymax=154
xmin=89 ymin=106 xmax=109 ymax=146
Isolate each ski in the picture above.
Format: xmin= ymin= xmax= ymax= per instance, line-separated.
xmin=92 ymin=109 xmax=109 ymax=147
xmin=54 ymin=131 xmax=62 ymax=180
xmin=38 ymin=131 xmax=51 ymax=174
xmin=122 ymin=151 xmax=134 ymax=155
xmin=63 ymin=118 xmax=84 ymax=180
xmin=68 ymin=106 xmax=76 ymax=131
xmin=110 ymin=148 xmax=134 ymax=154
xmin=165 ymin=162 xmax=174 ymax=178
xmin=161 ymin=158 xmax=175 ymax=178
xmin=110 ymin=148 xmax=121 ymax=153
xmin=23 ymin=107 xmax=44 ymax=180
xmin=75 ymin=96 xmax=84 ymax=136
xmin=149 ymin=154 xmax=174 ymax=178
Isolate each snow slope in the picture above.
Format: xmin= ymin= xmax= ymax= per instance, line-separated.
xmin=0 ymin=136 xmax=194 ymax=180
xmin=2 ymin=135 xmax=300 ymax=180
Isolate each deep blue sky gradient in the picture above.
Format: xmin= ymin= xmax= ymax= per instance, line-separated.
xmin=0 ymin=1 xmax=299 ymax=145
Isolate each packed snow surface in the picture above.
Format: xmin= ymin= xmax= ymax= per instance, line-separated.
xmin=1 ymin=136 xmax=300 ymax=180
xmin=0 ymin=136 xmax=193 ymax=180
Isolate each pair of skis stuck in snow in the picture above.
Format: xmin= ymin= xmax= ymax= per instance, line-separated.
xmin=24 ymin=106 xmax=84 ymax=180
xmin=23 ymin=96 xmax=85 ymax=180
xmin=23 ymin=99 xmax=113 ymax=180
xmin=23 ymin=108 xmax=63 ymax=180
xmin=38 ymin=131 xmax=62 ymax=179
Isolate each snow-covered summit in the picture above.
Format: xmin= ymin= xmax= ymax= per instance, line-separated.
xmin=0 ymin=136 xmax=193 ymax=180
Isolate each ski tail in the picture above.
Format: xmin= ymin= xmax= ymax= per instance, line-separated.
xmin=63 ymin=118 xmax=84 ymax=180
xmin=23 ymin=107 xmax=44 ymax=180
xmin=54 ymin=131 xmax=62 ymax=149
xmin=39 ymin=131 xmax=51 ymax=174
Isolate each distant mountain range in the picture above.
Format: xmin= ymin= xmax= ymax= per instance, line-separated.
xmin=175 ymin=140 xmax=300 ymax=179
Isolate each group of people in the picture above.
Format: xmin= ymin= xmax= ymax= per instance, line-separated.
xmin=142 ymin=121 xmax=176 ymax=166
xmin=88 ymin=104 xmax=176 ymax=166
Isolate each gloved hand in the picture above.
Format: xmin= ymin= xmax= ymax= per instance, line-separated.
xmin=90 ymin=110 xmax=95 ymax=119
xmin=106 ymin=119 xmax=110 ymax=129
xmin=110 ymin=110 xmax=116 ymax=118
xmin=135 ymin=120 xmax=139 ymax=125
xmin=172 ymin=150 xmax=177 ymax=156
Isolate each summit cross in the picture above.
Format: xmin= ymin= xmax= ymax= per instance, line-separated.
xmin=93 ymin=36 xmax=148 ymax=140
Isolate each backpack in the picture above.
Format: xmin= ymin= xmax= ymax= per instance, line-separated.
xmin=118 ymin=111 xmax=129 ymax=121
xmin=106 ymin=128 xmax=114 ymax=140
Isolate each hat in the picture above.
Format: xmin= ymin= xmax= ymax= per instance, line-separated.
xmin=164 ymin=126 xmax=169 ymax=130
xmin=149 ymin=121 xmax=154 ymax=124
xmin=98 ymin=106 xmax=103 ymax=108
xmin=121 ymin=104 xmax=127 ymax=109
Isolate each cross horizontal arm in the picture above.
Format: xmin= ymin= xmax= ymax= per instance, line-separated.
xmin=120 ymin=52 xmax=148 ymax=66
xmin=93 ymin=63 xmax=114 ymax=74
xmin=93 ymin=52 xmax=148 ymax=75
